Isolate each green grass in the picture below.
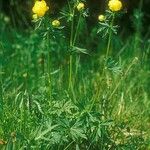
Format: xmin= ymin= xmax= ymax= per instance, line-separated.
xmin=0 ymin=2 xmax=150 ymax=150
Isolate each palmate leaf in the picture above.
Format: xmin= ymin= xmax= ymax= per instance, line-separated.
xmin=70 ymin=121 xmax=87 ymax=140
xmin=58 ymin=118 xmax=86 ymax=141
xmin=97 ymin=22 xmax=119 ymax=37
xmin=71 ymin=46 xmax=89 ymax=55
xmin=35 ymin=124 xmax=59 ymax=141
xmin=60 ymin=10 xmax=74 ymax=22
xmin=51 ymin=100 xmax=78 ymax=116
xmin=70 ymin=127 xmax=86 ymax=140
xmin=105 ymin=57 xmax=122 ymax=74
xmin=82 ymin=9 xmax=89 ymax=18
xmin=50 ymin=132 xmax=62 ymax=144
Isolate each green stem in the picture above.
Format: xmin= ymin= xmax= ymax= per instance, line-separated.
xmin=101 ymin=12 xmax=115 ymax=83
xmin=70 ymin=10 xmax=75 ymax=47
xmin=47 ymin=34 xmax=52 ymax=103
xmin=68 ymin=3 xmax=82 ymax=101
xmin=73 ymin=12 xmax=82 ymax=83
xmin=69 ymin=54 xmax=73 ymax=89
xmin=73 ymin=12 xmax=82 ymax=46
xmin=68 ymin=6 xmax=75 ymax=90
xmin=106 ymin=13 xmax=115 ymax=59
xmin=101 ymin=13 xmax=115 ymax=77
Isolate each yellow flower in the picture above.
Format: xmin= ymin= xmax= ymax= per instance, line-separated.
xmin=32 ymin=14 xmax=38 ymax=20
xmin=52 ymin=20 xmax=60 ymax=27
xmin=108 ymin=0 xmax=122 ymax=12
xmin=32 ymin=0 xmax=49 ymax=17
xmin=98 ymin=15 xmax=105 ymax=22
xmin=77 ymin=2 xmax=85 ymax=11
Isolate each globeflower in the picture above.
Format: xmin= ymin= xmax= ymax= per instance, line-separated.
xmin=108 ymin=0 xmax=122 ymax=12
xmin=52 ymin=20 xmax=60 ymax=27
xmin=32 ymin=0 xmax=49 ymax=17
xmin=77 ymin=2 xmax=85 ymax=11
xmin=98 ymin=15 xmax=105 ymax=22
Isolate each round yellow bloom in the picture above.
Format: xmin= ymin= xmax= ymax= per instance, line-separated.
xmin=32 ymin=0 xmax=49 ymax=17
xmin=52 ymin=20 xmax=60 ymax=27
xmin=32 ymin=14 xmax=38 ymax=20
xmin=98 ymin=15 xmax=105 ymax=22
xmin=108 ymin=0 xmax=122 ymax=12
xmin=77 ymin=2 xmax=85 ymax=11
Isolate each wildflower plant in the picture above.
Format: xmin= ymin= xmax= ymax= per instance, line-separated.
xmin=31 ymin=0 xmax=89 ymax=101
xmin=1 ymin=0 xmax=149 ymax=149
xmin=97 ymin=0 xmax=123 ymax=56
xmin=59 ymin=0 xmax=89 ymax=91
xmin=97 ymin=0 xmax=123 ymax=77
xmin=31 ymin=0 xmax=64 ymax=104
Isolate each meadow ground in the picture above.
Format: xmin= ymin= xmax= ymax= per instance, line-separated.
xmin=0 ymin=0 xmax=150 ymax=149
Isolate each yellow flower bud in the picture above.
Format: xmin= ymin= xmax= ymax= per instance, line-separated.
xmin=77 ymin=2 xmax=85 ymax=11
xmin=32 ymin=14 xmax=38 ymax=20
xmin=32 ymin=0 xmax=49 ymax=17
xmin=52 ymin=20 xmax=60 ymax=27
xmin=98 ymin=15 xmax=105 ymax=22
xmin=108 ymin=0 xmax=122 ymax=12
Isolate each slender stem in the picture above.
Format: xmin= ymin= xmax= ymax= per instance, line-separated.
xmin=68 ymin=3 xmax=82 ymax=96
xmin=47 ymin=33 xmax=52 ymax=103
xmin=73 ymin=12 xmax=82 ymax=46
xmin=106 ymin=13 xmax=115 ymax=59
xmin=69 ymin=54 xmax=73 ymax=89
xmin=68 ymin=5 xmax=75 ymax=90
xmin=70 ymin=10 xmax=75 ymax=47
xmin=101 ymin=13 xmax=115 ymax=77
xmin=73 ymin=12 xmax=82 ymax=84
xmin=106 ymin=31 xmax=112 ymax=59
xmin=48 ymin=52 xmax=51 ymax=101
xmin=100 ymin=13 xmax=115 ymax=96
xmin=41 ymin=53 xmax=45 ymax=74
